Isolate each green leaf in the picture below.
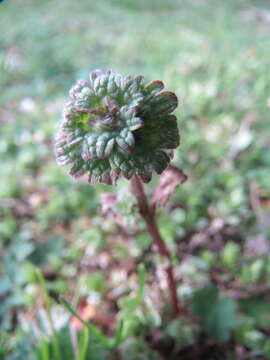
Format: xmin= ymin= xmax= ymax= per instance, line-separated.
xmin=112 ymin=321 xmax=124 ymax=349
xmin=191 ymin=285 xmax=237 ymax=341
xmin=220 ymin=242 xmax=241 ymax=270
xmin=240 ymin=298 xmax=270 ymax=329
xmin=80 ymin=272 xmax=106 ymax=293
xmin=191 ymin=285 xmax=218 ymax=323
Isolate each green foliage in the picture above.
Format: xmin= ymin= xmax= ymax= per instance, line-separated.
xmin=119 ymin=339 xmax=157 ymax=360
xmin=241 ymin=258 xmax=267 ymax=284
xmin=79 ymin=228 xmax=106 ymax=253
xmin=29 ymin=236 xmax=65 ymax=267
xmin=117 ymin=264 xmax=151 ymax=338
xmin=220 ymin=242 xmax=241 ymax=271
xmin=60 ymin=298 xmax=112 ymax=349
xmin=239 ymin=298 xmax=270 ymax=329
xmin=235 ymin=320 xmax=270 ymax=359
xmin=165 ymin=318 xmax=196 ymax=349
xmin=191 ymin=285 xmax=237 ymax=341
xmin=80 ymin=272 xmax=106 ymax=293
xmin=111 ymin=0 xmax=177 ymax=11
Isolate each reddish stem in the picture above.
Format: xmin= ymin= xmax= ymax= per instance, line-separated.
xmin=131 ymin=174 xmax=180 ymax=315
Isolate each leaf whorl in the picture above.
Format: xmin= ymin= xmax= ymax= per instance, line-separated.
xmin=55 ymin=70 xmax=180 ymax=185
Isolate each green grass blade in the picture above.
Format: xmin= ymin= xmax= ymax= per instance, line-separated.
xmin=137 ymin=263 xmax=146 ymax=301
xmin=35 ymin=269 xmax=61 ymax=360
xmin=60 ymin=298 xmax=111 ymax=348
xmin=37 ymin=337 xmax=49 ymax=360
xmin=76 ymin=327 xmax=89 ymax=360
xmin=111 ymin=320 xmax=124 ymax=349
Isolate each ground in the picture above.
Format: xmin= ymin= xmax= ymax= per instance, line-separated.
xmin=1 ymin=0 xmax=270 ymax=359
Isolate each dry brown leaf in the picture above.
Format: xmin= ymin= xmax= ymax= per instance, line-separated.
xmin=152 ymin=165 xmax=187 ymax=209
xmin=100 ymin=193 xmax=118 ymax=217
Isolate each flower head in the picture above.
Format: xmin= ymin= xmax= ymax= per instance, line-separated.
xmin=55 ymin=70 xmax=180 ymax=185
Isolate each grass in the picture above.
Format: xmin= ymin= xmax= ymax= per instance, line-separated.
xmin=1 ymin=0 xmax=270 ymax=358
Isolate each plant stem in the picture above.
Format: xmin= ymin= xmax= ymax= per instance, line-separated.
xmin=131 ymin=174 xmax=180 ymax=315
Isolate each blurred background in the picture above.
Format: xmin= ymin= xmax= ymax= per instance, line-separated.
xmin=1 ymin=0 xmax=270 ymax=359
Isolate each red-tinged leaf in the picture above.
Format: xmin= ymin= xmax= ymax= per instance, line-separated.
xmin=152 ymin=165 xmax=187 ymax=208
xmin=100 ymin=193 xmax=118 ymax=217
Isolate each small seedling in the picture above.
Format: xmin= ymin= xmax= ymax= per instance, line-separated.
xmin=55 ymin=69 xmax=183 ymax=314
